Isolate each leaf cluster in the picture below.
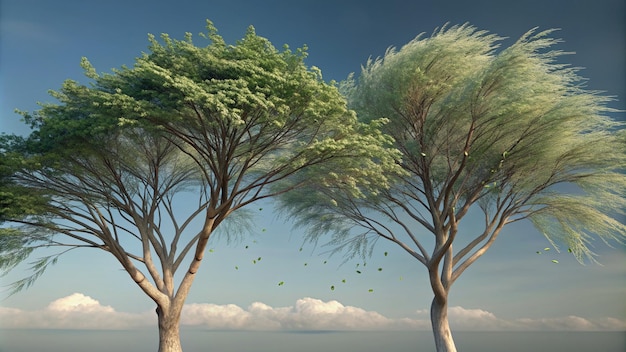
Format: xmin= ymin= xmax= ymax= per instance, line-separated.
xmin=280 ymin=24 xmax=626 ymax=264
xmin=0 ymin=20 xmax=401 ymax=295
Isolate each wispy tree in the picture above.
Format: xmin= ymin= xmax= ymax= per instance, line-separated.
xmin=277 ymin=24 xmax=626 ymax=352
xmin=0 ymin=22 xmax=396 ymax=352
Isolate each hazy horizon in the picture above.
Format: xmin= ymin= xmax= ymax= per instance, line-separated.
xmin=1 ymin=330 xmax=624 ymax=352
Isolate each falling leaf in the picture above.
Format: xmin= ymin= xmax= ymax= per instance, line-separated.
xmin=258 ymin=257 xmax=262 ymax=261
xmin=420 ymin=152 xmax=426 ymax=157
xmin=304 ymin=263 xmax=308 ymax=266
xmin=262 ymin=228 xmax=266 ymax=232
xmin=384 ymin=252 xmax=388 ymax=256
xmin=399 ymin=276 xmax=403 ymax=281
xmin=235 ymin=266 xmax=239 ymax=270
xmin=323 ymin=260 xmax=327 ymax=264
xmin=536 ymin=251 xmax=541 ymax=254
xmin=544 ymin=248 xmax=551 ymax=251
xmin=259 ymin=208 xmax=263 ymax=211
xmin=341 ymin=279 xmax=346 ymax=283
xmin=299 ymin=247 xmax=303 ymax=252
xmin=356 ymin=270 xmax=362 ymax=274
xmin=209 ymin=249 xmax=214 ymax=253
xmin=253 ymin=260 xmax=257 ymax=264
xmin=567 ymin=248 xmax=573 ymax=253
xmin=330 ymin=285 xmax=335 ymax=291
xmin=278 ymin=281 xmax=284 ymax=286
xmin=552 ymin=260 xmax=559 ymax=264
xmin=368 ymin=289 xmax=374 ymax=293
xmin=378 ymin=268 xmax=383 ymax=272
xmin=245 ymin=245 xmax=249 ymax=249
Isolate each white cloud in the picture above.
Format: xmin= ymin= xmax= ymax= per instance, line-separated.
xmin=1 ymin=293 xmax=624 ymax=332
xmin=0 ymin=293 xmax=154 ymax=330
xmin=47 ymin=293 xmax=115 ymax=313
xmin=417 ymin=306 xmax=626 ymax=331
xmin=182 ymin=297 xmax=419 ymax=330
xmin=182 ymin=303 xmax=258 ymax=329
xmin=511 ymin=315 xmax=626 ymax=331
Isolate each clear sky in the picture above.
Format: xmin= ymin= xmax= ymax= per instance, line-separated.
xmin=0 ymin=0 xmax=625 ymax=333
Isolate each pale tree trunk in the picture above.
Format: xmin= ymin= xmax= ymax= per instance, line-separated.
xmin=156 ymin=305 xmax=184 ymax=352
xmin=430 ymin=296 xmax=457 ymax=352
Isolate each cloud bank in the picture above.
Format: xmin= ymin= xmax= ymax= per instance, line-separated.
xmin=181 ymin=298 xmax=422 ymax=330
xmin=1 ymin=293 xmax=624 ymax=331
xmin=0 ymin=293 xmax=154 ymax=330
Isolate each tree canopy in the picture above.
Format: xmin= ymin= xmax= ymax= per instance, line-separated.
xmin=0 ymin=21 xmax=398 ymax=352
xmin=281 ymin=24 xmax=625 ymax=263
xmin=277 ymin=24 xmax=626 ymax=352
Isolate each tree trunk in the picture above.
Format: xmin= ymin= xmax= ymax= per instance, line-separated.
xmin=156 ymin=306 xmax=183 ymax=352
xmin=430 ymin=296 xmax=457 ymax=352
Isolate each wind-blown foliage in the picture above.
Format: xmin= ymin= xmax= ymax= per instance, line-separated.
xmin=0 ymin=21 xmax=397 ymax=352
xmin=0 ymin=134 xmax=55 ymax=289
xmin=277 ymin=24 xmax=626 ymax=352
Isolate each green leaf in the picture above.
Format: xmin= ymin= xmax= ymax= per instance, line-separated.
xmin=1 ymin=19 xmax=415 ymax=300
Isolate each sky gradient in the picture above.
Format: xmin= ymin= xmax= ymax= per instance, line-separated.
xmin=1 ymin=0 xmax=625 ymax=333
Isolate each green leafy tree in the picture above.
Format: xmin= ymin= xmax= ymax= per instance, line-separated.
xmin=278 ymin=24 xmax=626 ymax=352
xmin=0 ymin=22 xmax=396 ymax=352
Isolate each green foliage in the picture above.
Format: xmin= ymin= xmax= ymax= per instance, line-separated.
xmin=0 ymin=20 xmax=397 ymax=298
xmin=278 ymin=25 xmax=625 ymax=352
xmin=279 ymin=23 xmax=625 ymax=268
xmin=0 ymin=225 xmax=59 ymax=294
xmin=0 ymin=136 xmax=51 ymax=223
xmin=0 ymin=228 xmax=36 ymax=275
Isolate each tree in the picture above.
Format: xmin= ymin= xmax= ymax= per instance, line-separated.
xmin=0 ymin=22 xmax=397 ymax=352
xmin=277 ymin=24 xmax=626 ymax=352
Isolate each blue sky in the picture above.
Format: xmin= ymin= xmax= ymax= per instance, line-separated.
xmin=0 ymin=0 xmax=625 ymax=332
